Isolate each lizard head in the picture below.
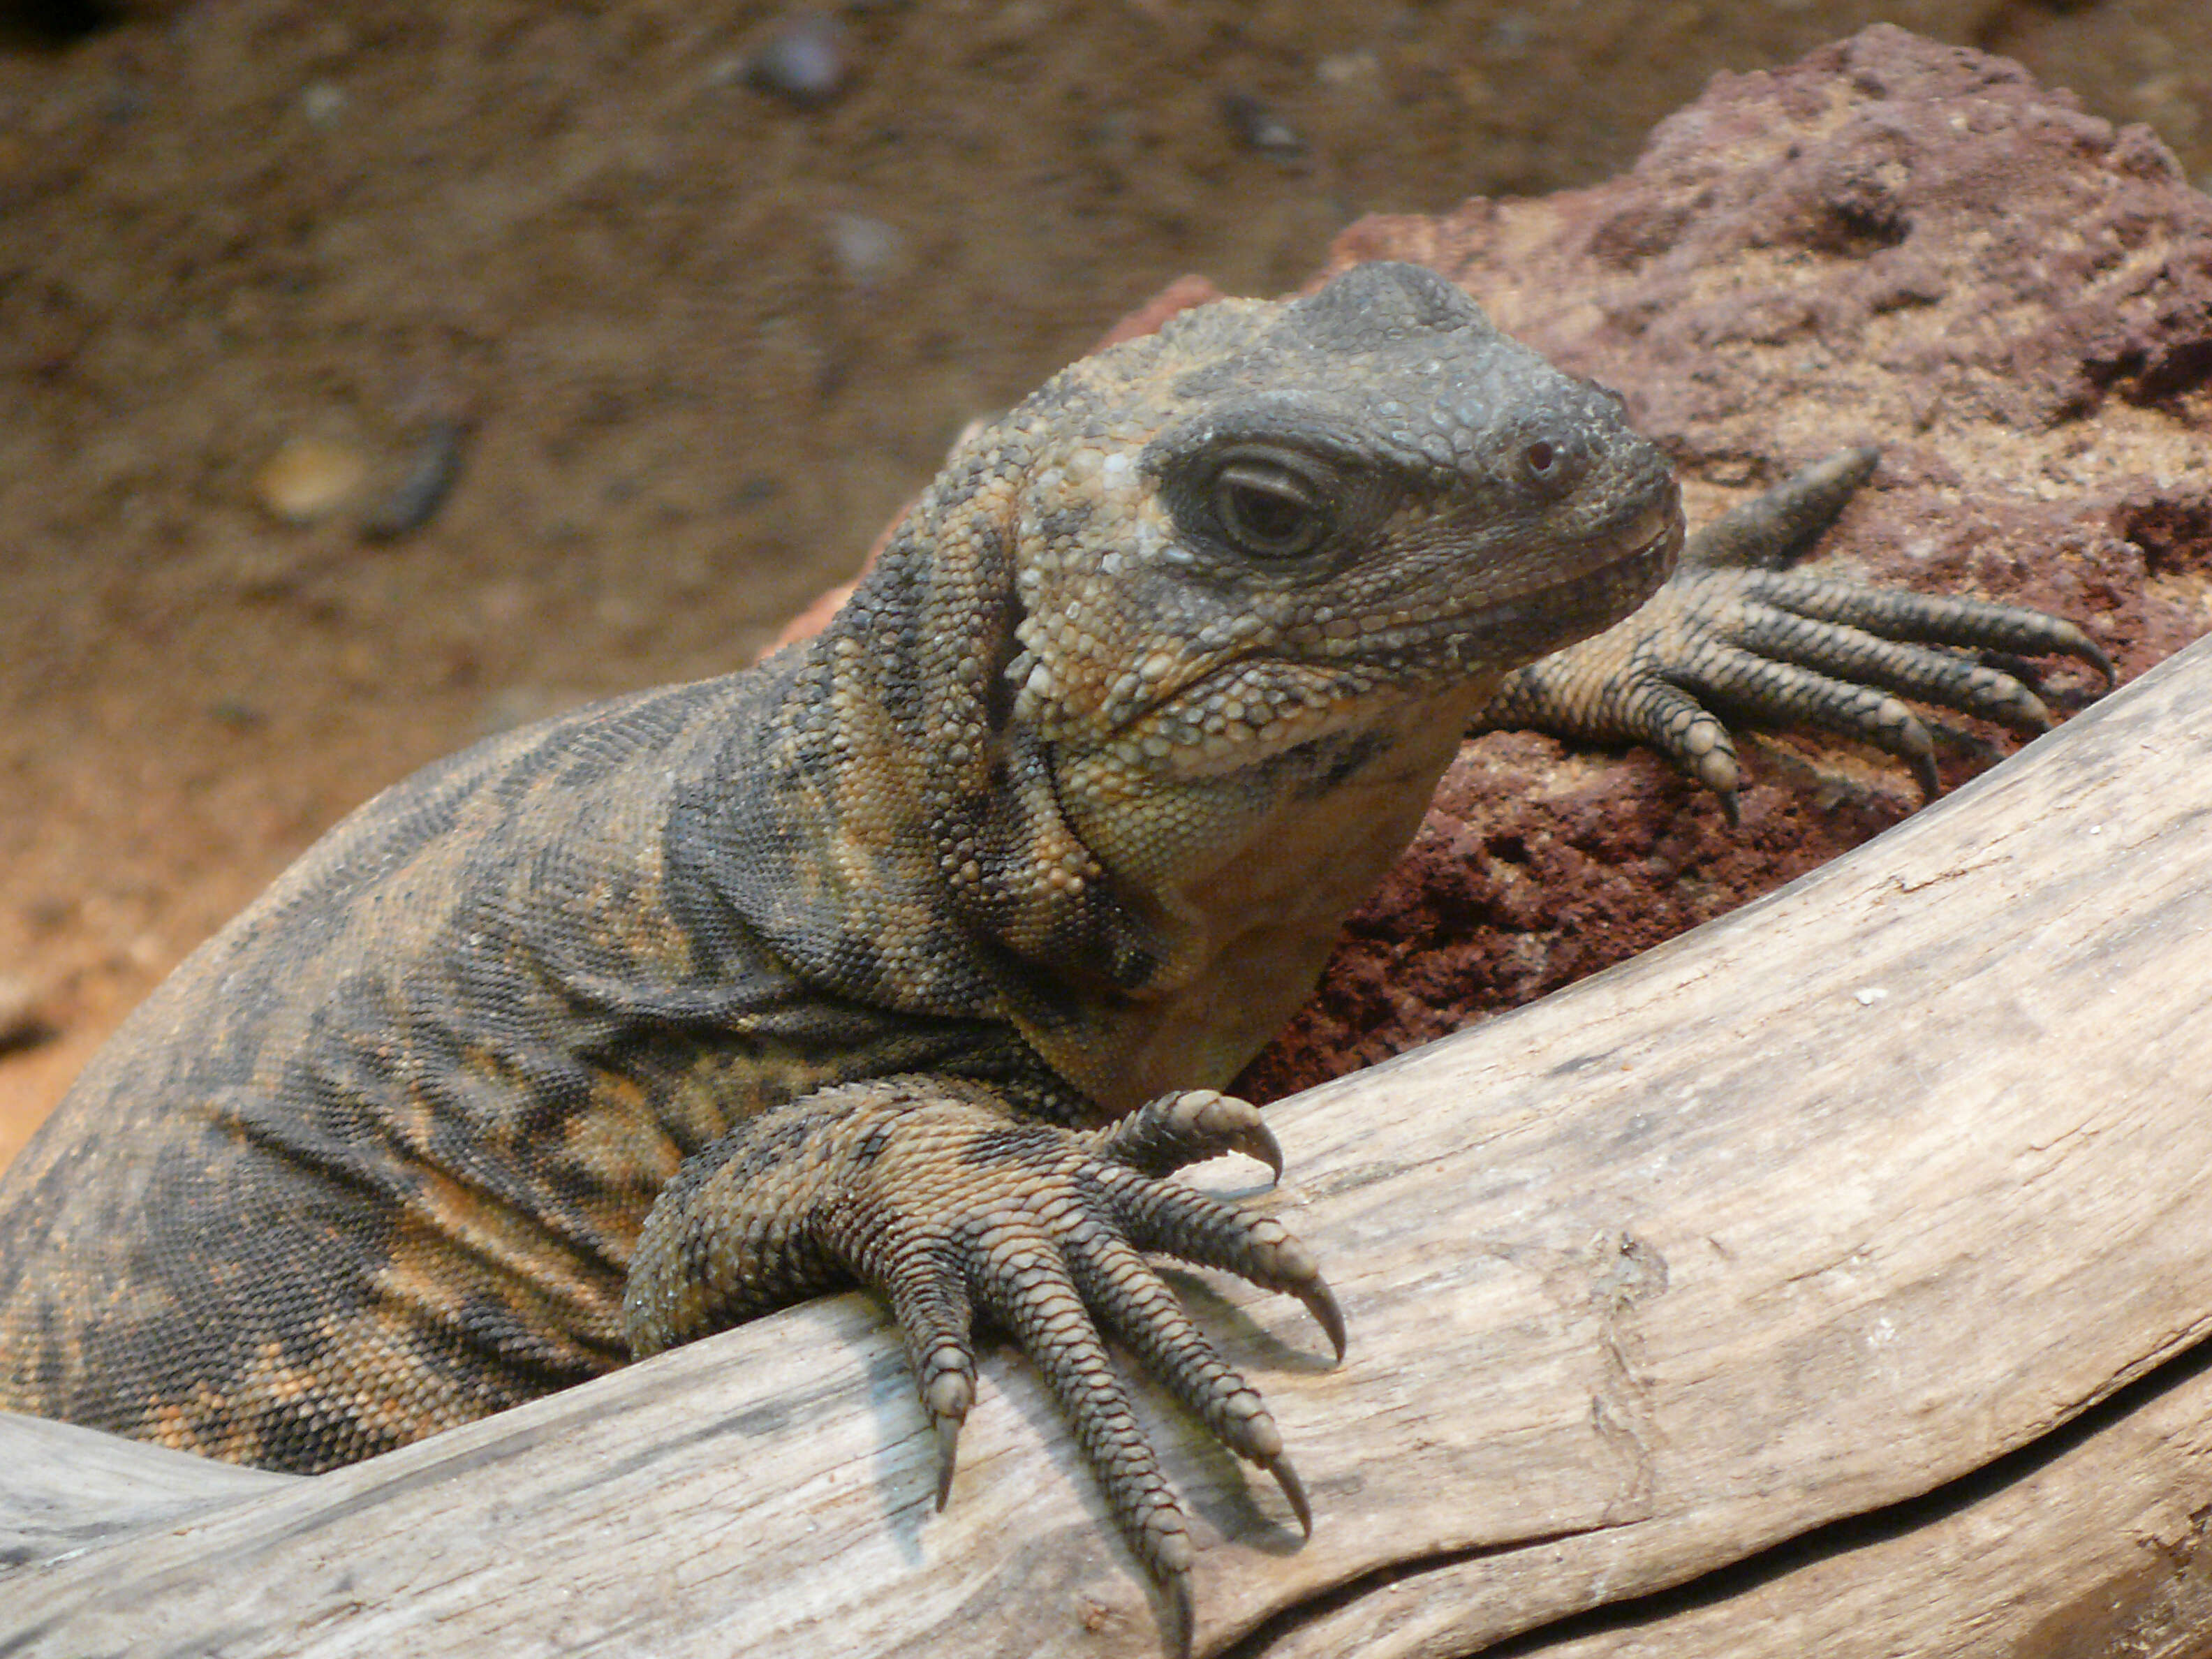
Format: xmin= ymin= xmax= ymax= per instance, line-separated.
xmin=999 ymin=260 xmax=1683 ymax=776
xmin=793 ymin=264 xmax=1681 ymax=1072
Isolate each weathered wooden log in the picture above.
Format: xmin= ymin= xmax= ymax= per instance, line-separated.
xmin=3 ymin=635 xmax=2210 ymax=1656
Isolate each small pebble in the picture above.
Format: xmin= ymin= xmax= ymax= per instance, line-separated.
xmin=827 ymin=211 xmax=905 ymax=288
xmin=1315 ymin=50 xmax=1380 ymax=91
xmin=1487 ymin=13 xmax=1539 ymax=52
xmin=360 ymin=419 xmax=468 ymax=542
xmin=0 ymin=974 xmax=51 ymax=1053
xmin=254 ymin=436 xmax=369 ymax=524
xmin=744 ymin=12 xmax=850 ymax=109
xmin=1219 ymin=92 xmax=1306 ymax=163
xmin=300 ymin=82 xmax=348 ymax=127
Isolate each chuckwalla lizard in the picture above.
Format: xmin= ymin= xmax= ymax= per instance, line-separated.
xmin=0 ymin=262 xmax=2107 ymax=1651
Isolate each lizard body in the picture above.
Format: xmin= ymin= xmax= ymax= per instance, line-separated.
xmin=0 ymin=263 xmax=2104 ymax=1649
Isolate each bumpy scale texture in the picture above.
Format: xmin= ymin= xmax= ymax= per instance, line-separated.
xmin=0 ymin=263 xmax=2105 ymax=1650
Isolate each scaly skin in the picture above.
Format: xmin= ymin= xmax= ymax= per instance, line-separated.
xmin=0 ymin=263 xmax=2106 ymax=1653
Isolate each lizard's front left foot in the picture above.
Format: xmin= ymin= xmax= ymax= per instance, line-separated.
xmin=625 ymin=1081 xmax=1341 ymax=1657
xmin=1477 ymin=450 xmax=2114 ymax=819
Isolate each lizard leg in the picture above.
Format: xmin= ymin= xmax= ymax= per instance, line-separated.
xmin=1475 ymin=449 xmax=2113 ymax=818
xmin=623 ymin=1079 xmax=1336 ymax=1655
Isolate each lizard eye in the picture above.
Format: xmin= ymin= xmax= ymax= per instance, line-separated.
xmin=1211 ymin=457 xmax=1329 ymax=559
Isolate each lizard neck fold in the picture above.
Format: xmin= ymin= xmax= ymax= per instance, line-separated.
xmin=704 ymin=444 xmax=1177 ymax=1052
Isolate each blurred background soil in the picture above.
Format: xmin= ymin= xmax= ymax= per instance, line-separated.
xmin=1 ymin=0 xmax=2208 ymax=1165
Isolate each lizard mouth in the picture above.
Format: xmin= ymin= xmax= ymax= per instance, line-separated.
xmin=1457 ymin=502 xmax=1683 ymax=661
xmin=1299 ymin=496 xmax=1683 ymax=678
xmin=1099 ymin=503 xmax=1683 ymax=762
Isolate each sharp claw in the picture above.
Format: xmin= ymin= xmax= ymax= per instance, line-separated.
xmin=1687 ymin=736 xmax=1741 ymax=809
xmin=934 ymin=1413 xmax=961 ymax=1510
xmin=1716 ymin=786 xmax=1740 ymax=829
xmin=2047 ymin=623 xmax=2116 ymax=687
xmin=1910 ymin=751 xmax=1940 ymax=801
xmin=1166 ymin=1570 xmax=1195 ymax=1659
xmin=1267 ymin=1454 xmax=1313 ymax=1538
xmin=1302 ymin=1278 xmax=1348 ymax=1362
xmin=1237 ymin=1121 xmax=1285 ymax=1182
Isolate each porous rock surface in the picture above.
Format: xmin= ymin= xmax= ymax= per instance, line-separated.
xmin=1237 ymin=25 xmax=2212 ymax=1098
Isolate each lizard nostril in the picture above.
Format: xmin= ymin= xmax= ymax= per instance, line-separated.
xmin=1525 ymin=441 xmax=1556 ymax=475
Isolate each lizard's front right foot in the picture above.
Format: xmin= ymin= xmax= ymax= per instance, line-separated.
xmin=625 ymin=1080 xmax=1342 ymax=1658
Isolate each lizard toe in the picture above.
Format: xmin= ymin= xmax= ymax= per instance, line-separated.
xmin=1063 ymin=1223 xmax=1295 ymax=1482
xmin=1097 ymin=1163 xmax=1347 ymax=1361
xmin=1671 ymin=638 xmax=1943 ymax=799
xmin=859 ymin=1232 xmax=982 ymax=1507
xmin=1739 ymin=570 xmax=2115 ymax=688
xmin=1091 ymin=1089 xmax=1285 ymax=1182
xmin=966 ymin=1221 xmax=1199 ymax=1627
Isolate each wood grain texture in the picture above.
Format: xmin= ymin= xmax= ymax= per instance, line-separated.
xmin=0 ymin=1413 xmax=294 ymax=1570
xmin=5 ymin=636 xmax=2210 ymax=1658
